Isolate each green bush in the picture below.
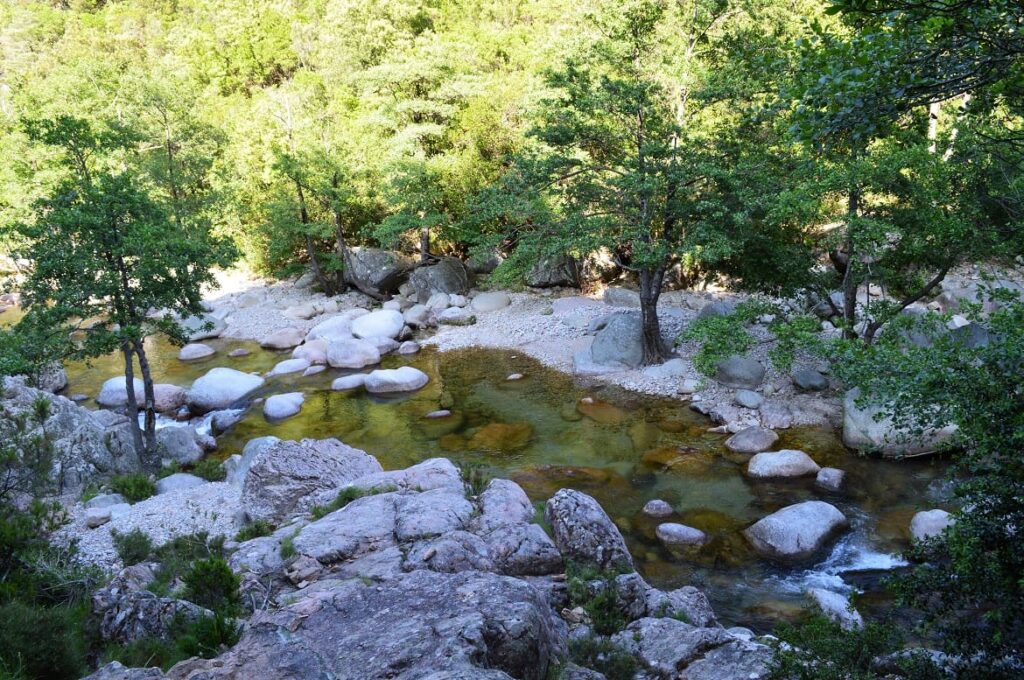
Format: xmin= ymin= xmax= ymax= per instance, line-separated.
xmin=182 ymin=558 xmax=240 ymax=614
xmin=0 ymin=601 xmax=89 ymax=680
xmin=568 ymin=635 xmax=637 ymax=680
xmin=111 ymin=528 xmax=154 ymax=566
xmin=234 ymin=519 xmax=273 ymax=542
xmin=175 ymin=612 xmax=241 ymax=659
xmin=105 ymin=612 xmax=241 ymax=671
xmin=148 ymin=532 xmax=225 ymax=598
xmin=565 ymin=562 xmax=626 ymax=635
xmin=157 ymin=462 xmax=181 ymax=479
xmin=110 ymin=474 xmax=156 ymax=503
xmin=678 ymin=300 xmax=776 ymax=375
xmin=191 ymin=458 xmax=226 ymax=482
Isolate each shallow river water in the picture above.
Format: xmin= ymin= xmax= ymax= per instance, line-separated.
xmin=44 ymin=329 xmax=954 ymax=631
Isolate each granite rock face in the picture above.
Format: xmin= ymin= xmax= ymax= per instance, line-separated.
xmin=544 ymin=488 xmax=634 ymax=571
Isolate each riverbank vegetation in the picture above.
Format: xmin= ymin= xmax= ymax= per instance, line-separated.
xmin=0 ymin=0 xmax=1022 ymax=678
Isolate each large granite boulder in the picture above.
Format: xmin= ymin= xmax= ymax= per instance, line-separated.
xmin=155 ymin=425 xmax=208 ymax=465
xmin=344 ymin=247 xmax=416 ymax=297
xmin=351 ymin=309 xmax=405 ymax=340
xmin=363 ymin=366 xmax=429 ymax=393
xmin=842 ymin=388 xmax=957 ymax=457
xmin=528 ymin=254 xmax=579 ymax=288
xmin=163 ymin=570 xmax=567 ymax=679
xmin=910 ymin=509 xmax=953 ymax=542
xmin=95 ymin=590 xmax=211 ymax=643
xmin=187 ymin=367 xmax=265 ymax=414
xmin=743 ymin=501 xmax=848 ymax=562
xmin=724 ymin=426 xmax=778 ymax=454
xmin=241 ymin=438 xmax=383 ymax=524
xmin=326 ymin=337 xmax=381 ymax=369
xmin=96 ymin=376 xmax=145 ymax=409
xmin=410 ymin=257 xmax=471 ymax=300
xmin=746 ymin=449 xmax=820 ymax=479
xmin=545 ymin=489 xmax=634 ymax=571
xmin=714 ymin=355 xmax=765 ymax=389
xmin=590 ymin=312 xmax=644 ymax=368
xmin=1 ymin=377 xmax=142 ymax=493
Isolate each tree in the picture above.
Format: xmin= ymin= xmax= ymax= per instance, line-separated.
xmin=13 ymin=116 xmax=234 ymax=467
xmin=507 ymin=0 xmax=751 ymax=363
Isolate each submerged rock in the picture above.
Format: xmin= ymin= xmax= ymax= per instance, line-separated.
xmin=468 ymin=422 xmax=534 ymax=452
xmin=263 ymin=392 xmax=305 ymax=419
xmin=364 ymin=366 xmax=429 ymax=393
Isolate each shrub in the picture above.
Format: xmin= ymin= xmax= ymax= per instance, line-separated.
xmin=148 ymin=532 xmax=225 ymax=598
xmin=182 ymin=558 xmax=240 ymax=614
xmin=105 ymin=613 xmax=241 ymax=671
xmin=110 ymin=474 xmax=156 ymax=503
xmin=191 ymin=458 xmax=226 ymax=482
xmin=157 ymin=462 xmax=181 ymax=479
xmin=568 ymin=635 xmax=637 ymax=680
xmin=280 ymin=532 xmax=297 ymax=559
xmin=111 ymin=528 xmax=153 ymax=566
xmin=174 ymin=612 xmax=241 ymax=659
xmin=678 ymin=300 xmax=776 ymax=375
xmin=234 ymin=519 xmax=273 ymax=542
xmin=0 ymin=601 xmax=89 ymax=680
xmin=565 ymin=562 xmax=626 ymax=635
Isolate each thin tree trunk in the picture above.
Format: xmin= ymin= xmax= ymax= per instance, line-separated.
xmin=133 ymin=339 xmax=158 ymax=466
xmin=638 ymin=269 xmax=667 ymax=365
xmin=419 ymin=226 xmax=430 ymax=263
xmin=842 ymin=187 xmax=860 ymax=340
xmin=294 ymin=179 xmax=334 ymax=295
xmin=120 ymin=342 xmax=145 ymax=459
xmin=927 ymin=101 xmax=941 ymax=154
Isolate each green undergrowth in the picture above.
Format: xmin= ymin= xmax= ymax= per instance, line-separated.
xmin=234 ymin=519 xmax=273 ymax=542
xmin=568 ymin=635 xmax=638 ymax=680
xmin=110 ymin=473 xmax=156 ymax=503
xmin=565 ymin=562 xmax=629 ymax=636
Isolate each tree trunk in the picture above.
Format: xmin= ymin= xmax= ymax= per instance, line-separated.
xmin=295 ymin=179 xmax=336 ymax=295
xmin=638 ymin=269 xmax=668 ymax=365
xmin=133 ymin=339 xmax=158 ymax=467
xmin=329 ymin=173 xmax=348 ymax=293
xmin=419 ymin=227 xmax=430 ymax=263
xmin=120 ymin=342 xmax=145 ymax=460
xmin=841 ymin=187 xmax=860 ymax=340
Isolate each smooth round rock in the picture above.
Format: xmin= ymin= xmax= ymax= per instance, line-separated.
xmin=364 ymin=366 xmax=429 ymax=394
xmin=734 ymin=389 xmax=763 ymax=409
xmin=746 ymin=449 xmax=820 ymax=478
xmin=471 ymin=291 xmax=511 ymax=312
xmin=261 ymin=327 xmax=306 ymax=350
xmin=724 ymin=426 xmax=779 ymax=454
xmin=331 ymin=374 xmax=367 ymax=391
xmin=792 ymin=368 xmax=828 ymax=391
xmin=910 ymin=509 xmax=953 ymax=542
xmin=263 ymin=392 xmax=305 ymax=419
xmin=715 ymin=355 xmax=765 ymax=389
xmin=267 ymin=358 xmax=311 ymax=376
xmin=326 ymin=338 xmax=381 ymax=369
xmin=816 ymin=467 xmax=845 ymax=492
xmin=743 ymin=501 xmax=848 ymax=562
xmin=351 ymin=310 xmax=404 ymax=340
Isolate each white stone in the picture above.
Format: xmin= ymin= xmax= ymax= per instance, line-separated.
xmin=746 ymin=449 xmax=820 ymax=478
xmin=187 ymin=368 xmax=265 ymax=414
xmin=267 ymin=358 xmax=311 ymax=377
xmin=332 ymin=374 xmax=366 ymax=391
xmin=292 ymin=339 xmax=329 ymax=365
xmin=363 ymin=367 xmax=429 ymax=394
xmin=656 ymin=523 xmax=707 ymax=546
xmin=807 ymin=588 xmax=863 ymax=630
xmin=264 ymin=392 xmax=305 ymax=419
xmin=85 ymin=507 xmax=112 ymax=528
xmin=326 ymin=338 xmax=381 ymax=369
xmin=398 ymin=341 xmax=420 ymax=355
xmin=261 ymin=327 xmax=305 ymax=349
xmin=96 ymin=376 xmax=144 ymax=408
xmin=351 ymin=310 xmax=404 ymax=340
xmin=470 ymin=291 xmax=511 ymax=312
xmin=910 ymin=509 xmax=953 ymax=542
xmin=179 ymin=343 xmax=215 ymax=361
xmin=642 ymin=500 xmax=674 ymax=518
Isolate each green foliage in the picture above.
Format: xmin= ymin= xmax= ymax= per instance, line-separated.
xmin=147 ymin=532 xmax=226 ymax=599
xmin=182 ymin=558 xmax=240 ymax=615
xmin=768 ymin=615 xmax=936 ymax=680
xmin=568 ymin=635 xmax=638 ymax=680
xmin=460 ymin=463 xmax=492 ymax=498
xmin=768 ymin=315 xmax=823 ymax=372
xmin=111 ymin=528 xmax=153 ymax=566
xmin=191 ymin=458 xmax=226 ymax=482
xmin=234 ymin=519 xmax=274 ymax=543
xmin=157 ymin=462 xmax=181 ymax=479
xmin=565 ymin=562 xmax=627 ymax=636
xmin=679 ymin=301 xmax=773 ymax=376
xmin=105 ymin=612 xmax=241 ymax=671
xmin=110 ymin=474 xmax=156 ymax=503
xmin=279 ymin=532 xmax=297 ymax=560
xmin=0 ymin=601 xmax=90 ymax=680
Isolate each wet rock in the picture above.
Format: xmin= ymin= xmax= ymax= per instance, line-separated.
xmin=545 ymin=489 xmax=633 ymax=571
xmin=792 ymin=367 xmax=828 ymax=391
xmin=302 ymin=365 xmax=325 ymax=377
xmin=178 ymin=343 xmax=215 ymax=361
xmin=714 ymin=355 xmax=765 ymax=389
xmin=364 ymin=366 xmax=429 ymax=393
xmin=643 ymin=499 xmax=674 ymax=518
xmin=743 ymin=501 xmax=848 ymax=562
xmin=410 ymin=257 xmax=470 ymax=300
xmin=910 ymin=509 xmax=953 ymax=542
xmin=471 ymin=291 xmax=512 ymax=312
xmin=241 ymin=438 xmax=383 ymax=524
xmin=724 ymin=426 xmax=778 ymax=454
xmin=260 ymin=327 xmax=305 ymax=350
xmin=816 ymin=467 xmax=845 ymax=492
xmin=156 ymin=472 xmax=205 ymax=495
xmin=187 ymin=367 xmax=265 ymax=414
xmin=576 ymin=398 xmax=628 ymax=424
xmin=807 ymin=587 xmax=863 ymax=630
xmin=398 ymin=340 xmax=421 ymax=354
xmin=326 ymin=337 xmax=381 ymax=369
xmin=468 ymin=422 xmax=533 ymax=452
xmin=228 ymin=348 xmax=250 ymax=358
xmin=152 ymin=384 xmax=187 ymax=413
xmin=656 ymin=523 xmax=707 ymax=547
xmin=746 ymin=449 xmax=820 ymax=479
xmin=263 ymin=392 xmax=304 ymax=419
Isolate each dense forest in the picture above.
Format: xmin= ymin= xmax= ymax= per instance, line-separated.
xmin=0 ymin=1 xmax=1022 ymax=679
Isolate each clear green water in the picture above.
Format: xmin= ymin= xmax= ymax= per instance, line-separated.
xmin=9 ymin=310 xmax=951 ymax=630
